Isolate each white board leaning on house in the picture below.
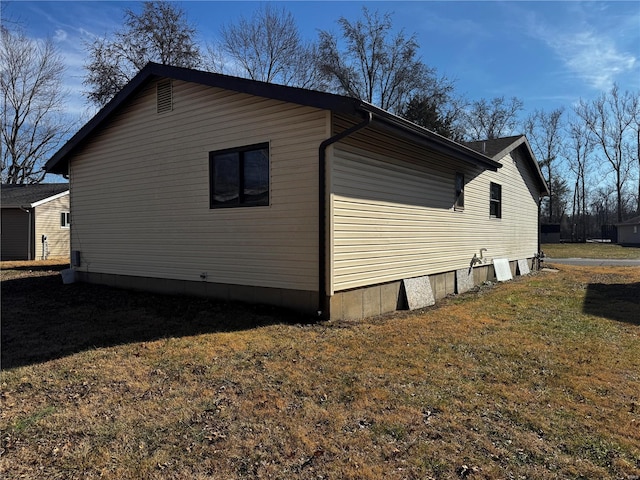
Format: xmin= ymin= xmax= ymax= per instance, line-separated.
xmin=493 ymin=258 xmax=513 ymax=282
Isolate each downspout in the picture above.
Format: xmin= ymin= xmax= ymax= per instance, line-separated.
xmin=537 ymin=193 xmax=544 ymax=269
xmin=317 ymin=111 xmax=373 ymax=319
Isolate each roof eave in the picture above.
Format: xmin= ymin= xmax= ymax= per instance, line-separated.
xmin=46 ymin=63 xmax=363 ymax=174
xmin=359 ymin=103 xmax=502 ymax=171
xmin=30 ymin=190 xmax=70 ymax=207
xmin=471 ymin=135 xmax=550 ymax=197
xmin=513 ymin=136 xmax=550 ymax=197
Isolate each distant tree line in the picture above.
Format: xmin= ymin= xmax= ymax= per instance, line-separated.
xmin=3 ymin=0 xmax=639 ymax=234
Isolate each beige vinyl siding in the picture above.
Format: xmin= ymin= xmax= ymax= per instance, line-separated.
xmin=69 ymin=79 xmax=329 ymax=291
xmin=330 ymin=120 xmax=541 ymax=293
xmin=34 ymin=194 xmax=70 ymax=258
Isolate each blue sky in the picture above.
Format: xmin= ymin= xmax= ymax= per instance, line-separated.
xmin=3 ymin=0 xmax=640 ymax=123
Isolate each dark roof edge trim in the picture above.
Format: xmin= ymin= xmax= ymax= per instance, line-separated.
xmin=359 ymin=103 xmax=502 ymax=171
xmin=45 ymin=63 xmax=362 ymax=174
xmin=47 ymin=62 xmax=505 ymax=175
xmin=503 ymin=136 xmax=550 ymax=197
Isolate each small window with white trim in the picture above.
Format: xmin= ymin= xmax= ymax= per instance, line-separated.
xmin=61 ymin=212 xmax=70 ymax=228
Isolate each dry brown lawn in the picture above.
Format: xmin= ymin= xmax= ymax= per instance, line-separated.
xmin=1 ymin=261 xmax=639 ymax=479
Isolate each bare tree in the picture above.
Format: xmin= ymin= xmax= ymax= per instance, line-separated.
xmin=566 ymin=117 xmax=594 ymax=240
xmin=216 ymin=4 xmax=322 ymax=89
xmin=524 ymin=108 xmax=565 ymax=222
xmin=401 ymin=83 xmax=468 ymax=141
xmin=462 ymin=96 xmax=524 ymax=140
xmin=629 ymin=91 xmax=640 ymax=214
xmin=84 ymin=1 xmax=201 ymax=106
xmin=1 ymin=26 xmax=70 ymax=184
xmin=575 ymin=84 xmax=636 ymax=223
xmin=317 ymin=8 xmax=431 ymax=113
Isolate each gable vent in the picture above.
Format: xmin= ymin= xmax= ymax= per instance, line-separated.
xmin=156 ymin=79 xmax=173 ymax=113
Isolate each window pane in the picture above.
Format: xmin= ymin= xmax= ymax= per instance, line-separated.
xmin=455 ymin=173 xmax=464 ymax=194
xmin=455 ymin=172 xmax=464 ymax=208
xmin=490 ymin=183 xmax=500 ymax=201
xmin=212 ymin=153 xmax=239 ymax=205
xmin=243 ymin=148 xmax=269 ymax=206
xmin=490 ymin=183 xmax=501 ymax=218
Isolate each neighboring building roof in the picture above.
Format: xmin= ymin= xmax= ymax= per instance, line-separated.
xmin=46 ymin=62 xmax=504 ymax=176
xmin=465 ymin=135 xmax=550 ymax=196
xmin=465 ymin=136 xmax=524 ymax=158
xmin=1 ymin=183 xmax=69 ymax=208
xmin=616 ymin=215 xmax=640 ymax=226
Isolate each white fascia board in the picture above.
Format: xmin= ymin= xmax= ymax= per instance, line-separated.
xmin=30 ymin=190 xmax=69 ymax=208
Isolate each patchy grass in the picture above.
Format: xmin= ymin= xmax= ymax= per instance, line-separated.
xmin=1 ymin=263 xmax=639 ymax=479
xmin=0 ymin=259 xmax=69 ymax=280
xmin=542 ymin=242 xmax=640 ymax=259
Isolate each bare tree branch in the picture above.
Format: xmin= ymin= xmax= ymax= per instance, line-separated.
xmin=317 ymin=8 xmax=429 ymax=113
xmin=463 ymin=96 xmax=524 ymax=140
xmin=1 ymin=26 xmax=71 ymax=184
xmin=524 ymin=107 xmax=565 ymax=222
xmin=575 ymin=84 xmax=636 ymax=222
xmin=83 ymin=1 xmax=201 ymax=106
xmin=215 ymin=4 xmax=322 ymax=89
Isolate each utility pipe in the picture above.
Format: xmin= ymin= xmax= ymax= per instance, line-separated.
xmin=19 ymin=206 xmax=33 ymax=260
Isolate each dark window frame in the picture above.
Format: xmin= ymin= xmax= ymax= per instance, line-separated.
xmin=209 ymin=142 xmax=270 ymax=209
xmin=490 ymin=182 xmax=502 ymax=218
xmin=454 ymin=172 xmax=465 ymax=210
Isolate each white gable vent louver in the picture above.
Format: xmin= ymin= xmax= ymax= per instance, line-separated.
xmin=156 ymin=79 xmax=173 ymax=113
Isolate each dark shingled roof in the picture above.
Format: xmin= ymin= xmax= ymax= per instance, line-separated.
xmin=616 ymin=215 xmax=640 ymax=226
xmin=464 ymin=135 xmax=525 ymax=158
xmin=464 ymin=135 xmax=549 ymax=196
xmin=1 ymin=183 xmax=69 ymax=207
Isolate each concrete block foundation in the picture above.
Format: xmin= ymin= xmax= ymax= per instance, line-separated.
xmin=73 ymin=257 xmax=535 ymax=322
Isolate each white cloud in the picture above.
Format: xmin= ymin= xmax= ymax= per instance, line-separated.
xmin=54 ymin=29 xmax=67 ymax=42
xmin=525 ymin=6 xmax=638 ymax=91
xmin=544 ymin=29 xmax=636 ymax=90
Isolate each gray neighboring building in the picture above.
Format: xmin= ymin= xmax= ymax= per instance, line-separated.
xmin=1 ymin=183 xmax=70 ymax=260
xmin=617 ymin=216 xmax=640 ymax=246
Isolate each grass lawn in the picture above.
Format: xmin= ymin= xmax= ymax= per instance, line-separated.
xmin=542 ymin=242 xmax=640 ymax=259
xmin=1 ymin=261 xmax=639 ymax=479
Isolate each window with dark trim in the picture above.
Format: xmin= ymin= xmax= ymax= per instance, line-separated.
xmin=209 ymin=143 xmax=269 ymax=208
xmin=454 ymin=172 xmax=465 ymax=210
xmin=61 ymin=212 xmax=70 ymax=228
xmin=490 ymin=182 xmax=502 ymax=218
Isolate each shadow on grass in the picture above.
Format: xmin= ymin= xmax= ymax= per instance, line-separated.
xmin=583 ymin=282 xmax=640 ymax=325
xmin=1 ymin=263 xmax=69 ymax=272
xmin=1 ymin=272 xmax=313 ymax=370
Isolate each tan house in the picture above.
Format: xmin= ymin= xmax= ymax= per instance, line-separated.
xmin=616 ymin=216 xmax=640 ymax=246
xmin=1 ymin=183 xmax=70 ymax=261
xmin=45 ymin=63 xmax=548 ymax=320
